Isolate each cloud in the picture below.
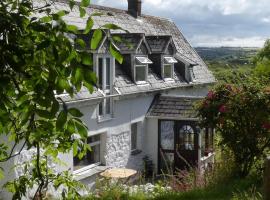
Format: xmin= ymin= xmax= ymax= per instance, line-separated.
xmin=190 ymin=35 xmax=266 ymax=47
xmin=92 ymin=0 xmax=270 ymax=47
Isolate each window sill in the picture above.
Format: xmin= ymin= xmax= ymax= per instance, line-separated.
xmin=164 ymin=78 xmax=174 ymax=82
xmin=97 ymin=115 xmax=113 ymax=123
xmin=73 ymin=164 xmax=109 ymax=181
xmin=131 ymin=149 xmax=142 ymax=156
xmin=135 ymin=81 xmax=149 ymax=86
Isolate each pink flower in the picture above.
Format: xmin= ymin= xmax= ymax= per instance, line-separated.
xmin=219 ymin=105 xmax=227 ymax=113
xmin=262 ymin=123 xmax=270 ymax=130
xmin=207 ymin=91 xmax=215 ymax=99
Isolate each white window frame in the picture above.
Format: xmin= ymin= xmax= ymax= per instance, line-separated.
xmin=134 ymin=56 xmax=152 ymax=84
xmin=98 ymin=97 xmax=113 ymax=121
xmin=163 ymin=64 xmax=174 ymax=80
xmin=96 ymin=55 xmax=114 ymax=93
xmin=73 ymin=135 xmax=101 ymax=174
xmin=135 ymin=64 xmax=148 ymax=84
xmin=163 ymin=56 xmax=177 ymax=81
xmin=95 ymin=54 xmax=115 ymax=121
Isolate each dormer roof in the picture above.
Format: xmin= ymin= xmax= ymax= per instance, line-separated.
xmin=112 ymin=33 xmax=151 ymax=54
xmin=145 ymin=35 xmax=176 ymax=54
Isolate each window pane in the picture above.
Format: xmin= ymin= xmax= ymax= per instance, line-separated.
xmin=131 ymin=123 xmax=137 ymax=150
xmin=164 ymin=64 xmax=172 ymax=78
xmin=73 ymin=135 xmax=101 ymax=170
xmin=135 ymin=66 xmax=146 ymax=82
xmin=160 ymin=151 xmax=174 ymax=174
xmin=88 ymin=144 xmax=100 ymax=164
xmin=106 ymin=58 xmax=111 ymax=90
xmin=160 ymin=121 xmax=174 ymax=150
xmin=88 ymin=135 xmax=100 ymax=143
xmin=105 ymin=98 xmax=111 ymax=115
xmin=98 ymin=58 xmax=103 ymax=88
xmin=98 ymin=100 xmax=103 ymax=116
xmin=179 ymin=125 xmax=195 ymax=150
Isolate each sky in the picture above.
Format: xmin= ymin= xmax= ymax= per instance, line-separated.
xmin=92 ymin=0 xmax=270 ymax=47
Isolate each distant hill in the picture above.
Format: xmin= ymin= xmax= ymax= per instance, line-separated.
xmin=194 ymin=47 xmax=260 ymax=82
xmin=195 ymin=47 xmax=259 ymax=65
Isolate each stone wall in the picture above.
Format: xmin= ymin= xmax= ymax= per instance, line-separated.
xmin=105 ymin=131 xmax=130 ymax=168
xmin=105 ymin=131 xmax=145 ymax=171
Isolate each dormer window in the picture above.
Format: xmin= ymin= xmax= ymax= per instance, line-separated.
xmin=135 ymin=56 xmax=152 ymax=83
xmin=163 ymin=56 xmax=178 ymax=80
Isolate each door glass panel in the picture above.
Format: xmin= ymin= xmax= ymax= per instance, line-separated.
xmin=179 ymin=125 xmax=195 ymax=150
xmin=160 ymin=121 xmax=174 ymax=150
xmin=160 ymin=152 xmax=174 ymax=173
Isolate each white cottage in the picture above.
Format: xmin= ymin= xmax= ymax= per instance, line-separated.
xmin=0 ymin=0 xmax=216 ymax=196
xmin=56 ymin=0 xmax=216 ymax=184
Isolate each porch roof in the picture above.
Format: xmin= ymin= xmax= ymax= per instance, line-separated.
xmin=146 ymin=96 xmax=201 ymax=120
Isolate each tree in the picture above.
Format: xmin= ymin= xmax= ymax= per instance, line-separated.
xmin=0 ymin=0 xmax=123 ymax=199
xmin=197 ymin=81 xmax=270 ymax=177
xmin=254 ymin=39 xmax=270 ymax=81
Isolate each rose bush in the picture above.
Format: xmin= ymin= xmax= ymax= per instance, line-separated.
xmin=197 ymin=81 xmax=270 ymax=177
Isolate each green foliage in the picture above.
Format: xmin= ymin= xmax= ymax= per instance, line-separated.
xmin=232 ymin=186 xmax=262 ymax=200
xmin=254 ymin=40 xmax=270 ymax=81
xmin=197 ymin=81 xmax=270 ymax=177
xmin=0 ymin=0 xmax=123 ymax=199
xmin=196 ymin=47 xmax=257 ymax=83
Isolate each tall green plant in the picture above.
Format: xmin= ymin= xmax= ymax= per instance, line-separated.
xmin=0 ymin=0 xmax=123 ymax=199
xmin=197 ymin=81 xmax=270 ymax=177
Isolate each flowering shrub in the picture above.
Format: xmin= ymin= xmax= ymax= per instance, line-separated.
xmin=197 ymin=82 xmax=270 ymax=177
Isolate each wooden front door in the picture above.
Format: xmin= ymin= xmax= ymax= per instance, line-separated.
xmin=175 ymin=121 xmax=198 ymax=170
xmin=158 ymin=120 xmax=199 ymax=173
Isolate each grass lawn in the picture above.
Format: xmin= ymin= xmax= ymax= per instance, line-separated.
xmin=155 ymin=176 xmax=262 ymax=200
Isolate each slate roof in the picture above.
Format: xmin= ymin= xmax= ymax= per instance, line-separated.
xmin=115 ymin=63 xmax=187 ymax=94
xmin=147 ymin=96 xmax=200 ymax=119
xmin=39 ymin=1 xmax=215 ymax=102
xmin=113 ymin=33 xmax=144 ymax=53
xmin=145 ymin=36 xmax=172 ymax=53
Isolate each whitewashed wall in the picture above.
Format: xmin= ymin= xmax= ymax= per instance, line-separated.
xmin=64 ymin=94 xmax=155 ymax=172
xmin=0 ymin=84 xmax=211 ymax=199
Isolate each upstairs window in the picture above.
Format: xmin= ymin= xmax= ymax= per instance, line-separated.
xmin=97 ymin=56 xmax=112 ymax=91
xmin=163 ymin=56 xmax=177 ymax=79
xmin=96 ymin=55 xmax=114 ymax=121
xmin=98 ymin=97 xmax=112 ymax=118
xmin=135 ymin=56 xmax=152 ymax=83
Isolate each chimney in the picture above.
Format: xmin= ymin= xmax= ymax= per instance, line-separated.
xmin=128 ymin=0 xmax=142 ymax=18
